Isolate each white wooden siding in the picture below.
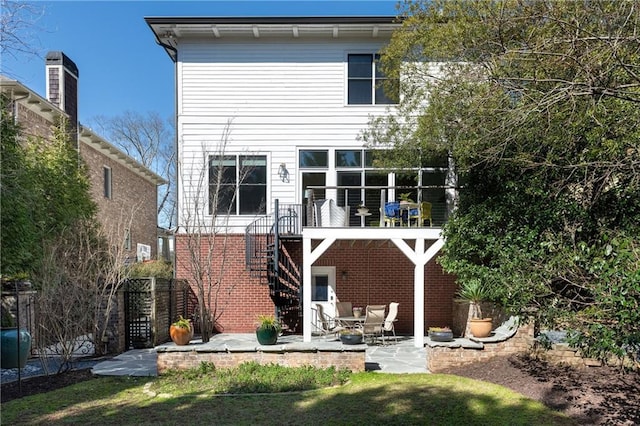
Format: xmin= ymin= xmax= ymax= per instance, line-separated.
xmin=176 ymin=38 xmax=395 ymax=232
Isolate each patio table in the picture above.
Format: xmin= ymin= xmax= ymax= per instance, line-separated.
xmin=337 ymin=316 xmax=366 ymax=330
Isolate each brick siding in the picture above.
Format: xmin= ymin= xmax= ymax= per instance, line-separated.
xmin=176 ymin=236 xmax=458 ymax=334
xmin=157 ymin=347 xmax=365 ymax=373
xmin=82 ymin=142 xmax=158 ymax=259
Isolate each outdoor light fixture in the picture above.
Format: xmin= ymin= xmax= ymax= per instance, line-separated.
xmin=277 ymin=163 xmax=290 ymax=183
xmin=341 ymin=270 xmax=348 ymax=281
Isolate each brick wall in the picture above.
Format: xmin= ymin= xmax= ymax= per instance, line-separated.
xmin=81 ymin=142 xmax=158 ymax=260
xmin=176 ymin=236 xmax=457 ymax=335
xmin=16 ymin=103 xmax=54 ymax=141
xmin=174 ymin=234 xmax=273 ymax=333
xmin=157 ymin=348 xmax=365 ymax=373
xmin=427 ymin=322 xmax=535 ymax=372
xmin=309 ymin=240 xmax=457 ymax=334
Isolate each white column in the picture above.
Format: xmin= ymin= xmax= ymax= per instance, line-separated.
xmin=414 ymin=238 xmax=425 ymax=347
xmin=303 ymin=236 xmax=313 ymax=342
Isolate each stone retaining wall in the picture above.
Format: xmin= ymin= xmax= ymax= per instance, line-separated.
xmin=530 ymin=342 xmax=604 ymax=368
xmin=157 ymin=347 xmax=365 ymax=374
xmin=426 ymin=322 xmax=535 ymax=372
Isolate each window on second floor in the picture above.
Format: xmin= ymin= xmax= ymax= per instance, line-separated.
xmin=347 ymin=54 xmax=397 ymax=105
xmin=209 ymin=155 xmax=267 ymax=215
xmin=103 ymin=166 xmax=112 ymax=199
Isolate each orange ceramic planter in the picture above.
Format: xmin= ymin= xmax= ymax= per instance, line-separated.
xmin=469 ymin=318 xmax=493 ymax=338
xmin=169 ymin=324 xmax=193 ymax=345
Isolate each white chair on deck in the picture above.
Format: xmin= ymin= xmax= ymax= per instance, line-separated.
xmin=361 ymin=304 xmax=386 ymax=344
xmin=313 ymin=304 xmax=345 ymax=339
xmin=381 ymin=302 xmax=399 ymax=344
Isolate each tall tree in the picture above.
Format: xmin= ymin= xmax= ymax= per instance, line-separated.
xmin=367 ymin=0 xmax=640 ymax=363
xmin=89 ymin=111 xmax=176 ymax=228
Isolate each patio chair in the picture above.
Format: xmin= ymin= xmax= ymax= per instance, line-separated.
xmin=381 ymin=302 xmax=399 ymax=344
xmin=361 ymin=304 xmax=386 ymax=344
xmin=313 ymin=304 xmax=345 ymax=339
xmin=420 ymin=201 xmax=432 ymax=227
xmin=335 ymin=301 xmax=353 ymax=326
xmin=382 ymin=202 xmax=401 ymax=227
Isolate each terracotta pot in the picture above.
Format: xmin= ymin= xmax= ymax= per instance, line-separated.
xmin=169 ymin=324 xmax=193 ymax=345
xmin=469 ymin=318 xmax=493 ymax=338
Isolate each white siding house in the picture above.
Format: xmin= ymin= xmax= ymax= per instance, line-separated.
xmin=146 ymin=17 xmax=455 ymax=347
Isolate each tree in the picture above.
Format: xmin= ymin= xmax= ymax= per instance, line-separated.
xmin=1 ymin=99 xmax=96 ymax=277
xmin=176 ymin=120 xmax=262 ymax=342
xmin=0 ymin=0 xmax=44 ymax=69
xmin=368 ymin=0 xmax=640 ymax=364
xmin=89 ymin=111 xmax=176 ymax=229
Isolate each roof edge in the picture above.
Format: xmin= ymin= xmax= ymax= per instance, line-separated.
xmin=144 ymin=16 xmax=399 ymax=25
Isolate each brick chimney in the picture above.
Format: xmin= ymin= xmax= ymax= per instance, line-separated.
xmin=45 ymin=51 xmax=79 ymax=143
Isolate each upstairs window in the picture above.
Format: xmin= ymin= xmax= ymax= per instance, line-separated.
xmin=103 ymin=166 xmax=112 ymax=199
xmin=209 ymin=155 xmax=267 ymax=215
xmin=347 ymin=54 xmax=397 ymax=105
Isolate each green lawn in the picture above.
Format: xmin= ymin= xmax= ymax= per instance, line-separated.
xmin=1 ymin=364 xmax=574 ymax=425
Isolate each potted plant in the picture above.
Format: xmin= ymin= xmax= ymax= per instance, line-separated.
xmin=357 ymin=202 xmax=369 ymax=214
xmin=169 ymin=315 xmax=193 ymax=346
xmin=457 ymin=279 xmax=493 ymax=338
xmin=399 ymin=192 xmax=414 ymax=205
xmin=0 ymin=304 xmax=31 ymax=369
xmin=428 ymin=326 xmax=454 ymax=342
xmin=256 ymin=314 xmax=280 ymax=345
xmin=352 ymin=306 xmax=363 ymax=318
xmin=339 ymin=328 xmax=363 ymax=345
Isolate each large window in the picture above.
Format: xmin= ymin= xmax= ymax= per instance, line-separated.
xmin=347 ymin=54 xmax=397 ymax=105
xmin=209 ymin=155 xmax=267 ymax=215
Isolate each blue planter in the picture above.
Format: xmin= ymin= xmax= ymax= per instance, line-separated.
xmin=429 ymin=330 xmax=454 ymax=342
xmin=340 ymin=334 xmax=363 ymax=345
xmin=1 ymin=328 xmax=31 ymax=368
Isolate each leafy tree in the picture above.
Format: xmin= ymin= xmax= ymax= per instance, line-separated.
xmin=367 ymin=0 xmax=640 ymax=364
xmin=1 ymin=96 xmax=96 ymax=277
xmin=0 ymin=94 xmax=39 ymax=275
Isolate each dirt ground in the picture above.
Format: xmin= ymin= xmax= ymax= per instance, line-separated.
xmin=2 ymin=354 xmax=639 ymax=425
xmin=440 ymin=354 xmax=640 ymax=425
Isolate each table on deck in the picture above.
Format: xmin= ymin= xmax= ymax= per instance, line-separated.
xmin=337 ymin=316 xmax=366 ymax=330
xmin=398 ymin=202 xmax=420 ymax=226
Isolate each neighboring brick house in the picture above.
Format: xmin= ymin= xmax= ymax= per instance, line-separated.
xmin=0 ymin=51 xmax=165 ymax=262
xmin=147 ymin=16 xmax=457 ymax=347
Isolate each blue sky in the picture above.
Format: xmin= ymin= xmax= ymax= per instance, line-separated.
xmin=2 ymin=1 xmax=398 ymax=127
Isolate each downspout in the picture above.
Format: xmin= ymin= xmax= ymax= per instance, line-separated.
xmin=152 ymin=33 xmax=178 ymax=278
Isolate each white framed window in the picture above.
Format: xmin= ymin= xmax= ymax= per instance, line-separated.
xmin=208 ymin=155 xmax=267 ymax=215
xmin=103 ymin=166 xmax=112 ymax=199
xmin=347 ymin=53 xmax=397 ymax=105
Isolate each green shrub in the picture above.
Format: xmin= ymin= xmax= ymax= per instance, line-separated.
xmin=159 ymin=361 xmax=351 ymax=394
xmin=125 ymin=260 xmax=173 ymax=279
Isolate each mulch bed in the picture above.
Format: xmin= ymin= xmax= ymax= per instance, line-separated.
xmin=441 ymin=354 xmax=640 ymax=425
xmin=2 ymin=354 xmax=639 ymax=425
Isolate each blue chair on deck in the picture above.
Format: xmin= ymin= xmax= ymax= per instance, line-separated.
xmin=383 ymin=202 xmax=401 ymax=227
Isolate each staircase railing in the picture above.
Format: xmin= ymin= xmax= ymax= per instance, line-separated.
xmin=245 ymin=200 xmax=304 ymax=332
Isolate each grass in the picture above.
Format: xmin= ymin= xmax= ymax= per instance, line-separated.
xmin=1 ymin=362 xmax=574 ymax=425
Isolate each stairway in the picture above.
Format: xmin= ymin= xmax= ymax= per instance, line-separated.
xmin=245 ymin=201 xmax=303 ymax=332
